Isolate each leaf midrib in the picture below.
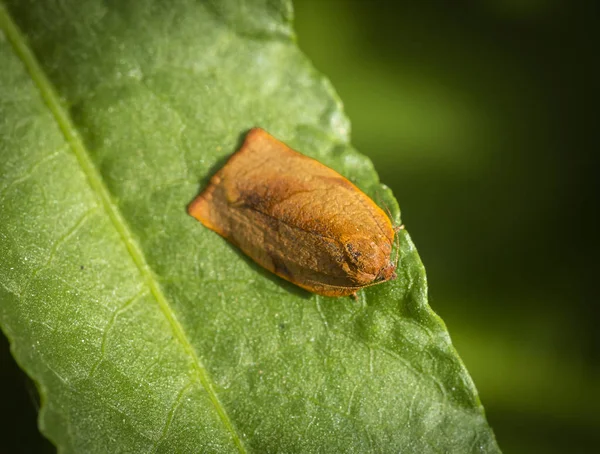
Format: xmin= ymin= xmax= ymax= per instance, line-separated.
xmin=0 ymin=5 xmax=246 ymax=453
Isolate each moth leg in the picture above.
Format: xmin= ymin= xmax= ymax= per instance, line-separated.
xmin=350 ymin=292 xmax=358 ymax=300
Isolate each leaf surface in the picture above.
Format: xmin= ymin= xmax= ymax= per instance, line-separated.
xmin=0 ymin=0 xmax=499 ymax=452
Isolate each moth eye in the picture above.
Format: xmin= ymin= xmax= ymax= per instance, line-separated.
xmin=345 ymin=242 xmax=362 ymax=261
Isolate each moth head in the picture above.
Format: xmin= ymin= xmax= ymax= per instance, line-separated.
xmin=375 ymin=260 xmax=397 ymax=283
xmin=344 ymin=236 xmax=395 ymax=284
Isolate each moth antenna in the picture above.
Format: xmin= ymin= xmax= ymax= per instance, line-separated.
xmin=393 ymin=224 xmax=404 ymax=270
xmin=376 ymin=188 xmax=402 ymax=271
xmin=379 ymin=192 xmax=394 ymax=223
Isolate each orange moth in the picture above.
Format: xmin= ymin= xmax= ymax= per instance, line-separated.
xmin=188 ymin=128 xmax=397 ymax=297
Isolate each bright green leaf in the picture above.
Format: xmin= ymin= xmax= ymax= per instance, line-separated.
xmin=0 ymin=0 xmax=500 ymax=452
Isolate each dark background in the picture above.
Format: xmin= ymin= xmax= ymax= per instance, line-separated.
xmin=2 ymin=0 xmax=598 ymax=452
xmin=294 ymin=0 xmax=599 ymax=453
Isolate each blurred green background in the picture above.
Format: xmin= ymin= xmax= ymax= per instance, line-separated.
xmin=294 ymin=0 xmax=599 ymax=453
xmin=1 ymin=0 xmax=597 ymax=452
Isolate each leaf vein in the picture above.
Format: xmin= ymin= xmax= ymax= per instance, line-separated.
xmin=151 ymin=381 xmax=194 ymax=454
xmin=29 ymin=207 xmax=98 ymax=283
xmin=88 ymin=289 xmax=149 ymax=379
xmin=0 ymin=7 xmax=245 ymax=453
xmin=0 ymin=147 xmax=64 ymax=202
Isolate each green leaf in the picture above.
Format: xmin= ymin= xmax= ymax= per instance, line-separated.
xmin=0 ymin=0 xmax=500 ymax=452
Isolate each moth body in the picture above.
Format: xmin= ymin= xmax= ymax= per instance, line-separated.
xmin=188 ymin=128 xmax=397 ymax=297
